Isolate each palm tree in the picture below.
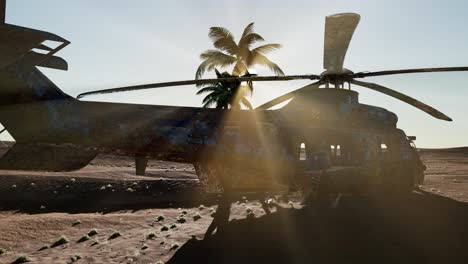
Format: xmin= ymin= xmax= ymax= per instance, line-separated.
xmin=195 ymin=22 xmax=284 ymax=79
xmin=197 ymin=69 xmax=253 ymax=109
xmin=196 ymin=23 xmax=283 ymax=109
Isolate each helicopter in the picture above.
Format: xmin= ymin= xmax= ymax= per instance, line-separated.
xmin=0 ymin=0 xmax=467 ymax=201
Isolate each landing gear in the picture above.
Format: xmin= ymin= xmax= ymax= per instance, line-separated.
xmin=135 ymin=156 xmax=148 ymax=176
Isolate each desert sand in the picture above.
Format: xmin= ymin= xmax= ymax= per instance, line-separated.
xmin=0 ymin=146 xmax=467 ymax=263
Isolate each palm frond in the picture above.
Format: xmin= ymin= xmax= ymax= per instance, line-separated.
xmin=232 ymin=60 xmax=248 ymax=76
xmin=196 ymin=85 xmax=221 ymax=95
xmin=244 ymin=81 xmax=254 ymax=94
xmin=241 ymin=22 xmax=255 ymax=39
xmin=201 ymin=52 xmax=237 ymax=74
xmin=218 ymin=70 xmax=234 ymax=78
xmin=209 ymin=27 xmax=235 ymax=42
xmin=214 ymin=68 xmax=222 ymax=78
xmin=213 ymin=39 xmax=238 ymax=55
xmin=202 ymin=90 xmax=227 ymax=104
xmin=202 ymin=95 xmax=218 ymax=105
xmin=200 ymin=50 xmax=237 ymax=64
xmin=202 ymin=97 xmax=218 ymax=108
xmin=196 ymin=50 xmax=237 ymax=80
xmin=198 ymin=71 xmax=234 ymax=109
xmin=218 ymin=95 xmax=231 ymax=109
xmin=249 ymin=51 xmax=285 ymax=76
xmin=207 ymin=26 xmax=239 ymax=55
xmin=238 ymin=33 xmax=264 ymax=49
xmin=208 ymin=91 xmax=230 ymax=109
xmin=195 ymin=60 xmax=210 ymax=80
xmin=252 ymin=43 xmax=282 ymax=54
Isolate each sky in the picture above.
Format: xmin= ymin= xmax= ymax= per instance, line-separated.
xmin=4 ymin=0 xmax=468 ymax=148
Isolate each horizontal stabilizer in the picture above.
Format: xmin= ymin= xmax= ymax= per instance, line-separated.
xmin=0 ymin=143 xmax=97 ymax=171
xmin=28 ymin=51 xmax=68 ymax=70
xmin=0 ymin=23 xmax=69 ymax=69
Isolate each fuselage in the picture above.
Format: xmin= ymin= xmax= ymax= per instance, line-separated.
xmin=0 ymin=19 xmax=424 ymax=194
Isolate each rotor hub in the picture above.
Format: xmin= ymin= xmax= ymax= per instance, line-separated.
xmin=295 ymin=87 xmax=359 ymax=105
xmin=320 ymin=68 xmax=354 ymax=88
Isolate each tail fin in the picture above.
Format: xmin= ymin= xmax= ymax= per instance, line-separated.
xmin=0 ymin=1 xmax=98 ymax=171
xmin=0 ymin=22 xmax=71 ymax=104
xmin=0 ymin=0 xmax=71 ymax=103
xmin=0 ymin=17 xmax=74 ymax=139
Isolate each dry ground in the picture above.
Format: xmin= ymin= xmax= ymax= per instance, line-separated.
xmin=0 ymin=147 xmax=467 ymax=263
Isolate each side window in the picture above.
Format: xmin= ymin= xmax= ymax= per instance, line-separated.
xmin=299 ymin=142 xmax=306 ymax=161
xmin=330 ymin=145 xmax=341 ymax=156
xmin=380 ymin=142 xmax=390 ymax=160
xmin=380 ymin=143 xmax=388 ymax=153
xmin=329 ymin=144 xmax=343 ymax=165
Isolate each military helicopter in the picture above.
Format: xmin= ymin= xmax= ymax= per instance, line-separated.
xmin=0 ymin=1 xmax=467 ymax=199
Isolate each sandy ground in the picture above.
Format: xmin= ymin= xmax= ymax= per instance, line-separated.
xmin=418 ymin=148 xmax=468 ymax=202
xmin=0 ymin=148 xmax=467 ymax=263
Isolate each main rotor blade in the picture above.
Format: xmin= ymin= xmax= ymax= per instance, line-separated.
xmin=352 ymin=67 xmax=468 ymax=78
xmin=76 ymin=74 xmax=320 ymax=99
xmin=350 ymin=79 xmax=452 ymax=121
xmin=256 ymin=92 xmax=295 ymax=110
xmin=256 ymin=81 xmax=321 ymax=110
xmin=323 ymin=13 xmax=360 ymax=74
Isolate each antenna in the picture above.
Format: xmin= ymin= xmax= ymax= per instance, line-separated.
xmin=0 ymin=0 xmax=5 ymax=24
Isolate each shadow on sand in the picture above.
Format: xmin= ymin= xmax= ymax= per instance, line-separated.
xmin=0 ymin=178 xmax=211 ymax=214
xmin=169 ymin=191 xmax=468 ymax=264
